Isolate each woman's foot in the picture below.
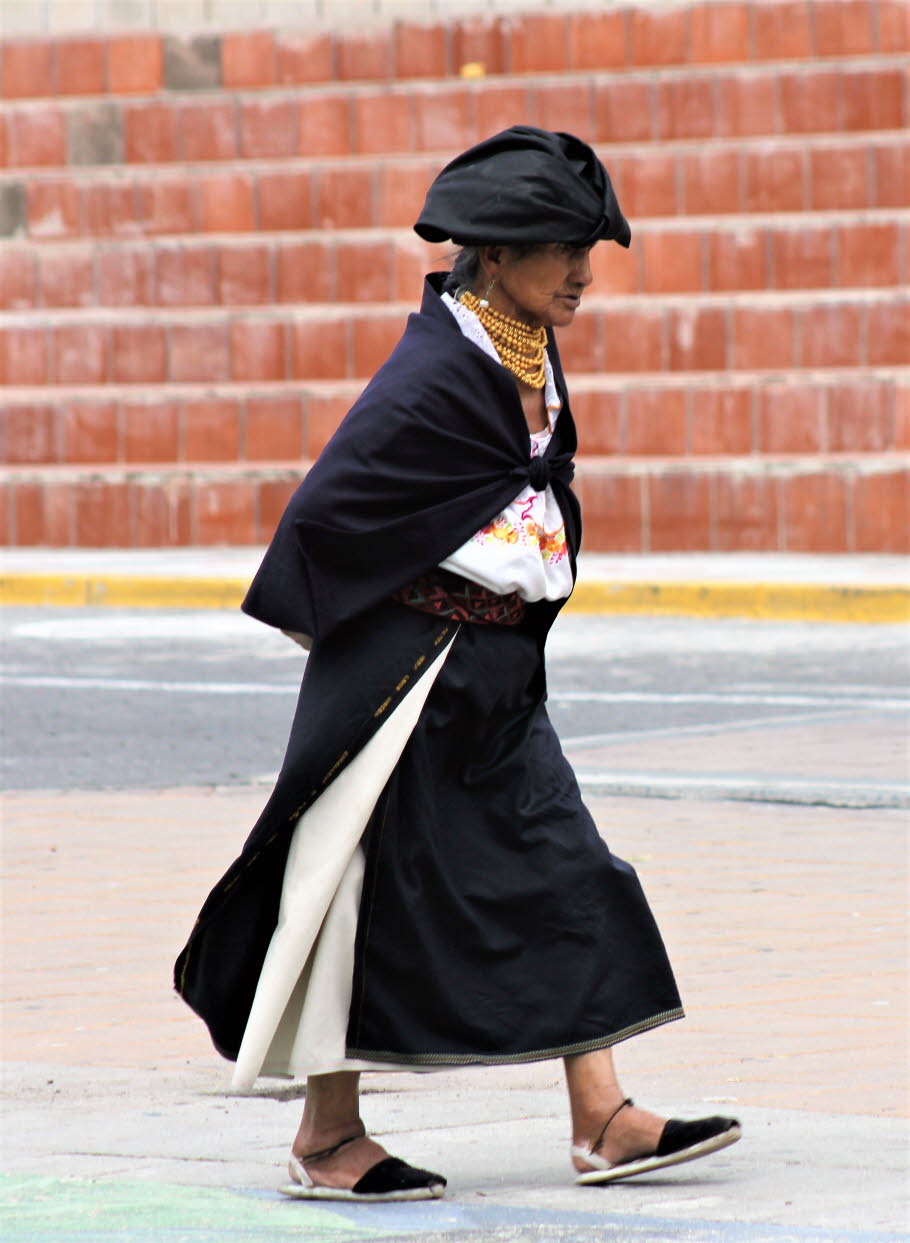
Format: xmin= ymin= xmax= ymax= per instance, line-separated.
xmin=572 ymin=1098 xmax=741 ymax=1185
xmin=571 ymin=1098 xmax=666 ymax=1173
xmin=285 ymin=1121 xmax=447 ymax=1201
xmin=290 ymin=1121 xmax=390 ymax=1190
xmin=285 ymin=1071 xmax=445 ymax=1201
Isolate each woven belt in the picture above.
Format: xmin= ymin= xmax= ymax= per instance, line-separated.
xmin=392 ymin=570 xmax=526 ymax=626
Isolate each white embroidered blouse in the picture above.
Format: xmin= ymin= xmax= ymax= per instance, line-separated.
xmin=438 ymin=292 xmax=575 ymax=603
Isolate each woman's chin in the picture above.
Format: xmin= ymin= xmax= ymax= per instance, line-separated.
xmin=550 ymin=303 xmax=580 ymax=328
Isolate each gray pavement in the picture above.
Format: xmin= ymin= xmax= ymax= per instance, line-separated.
xmin=2 ymin=589 xmax=909 ymax=1241
xmin=3 ymin=608 xmax=908 ymax=802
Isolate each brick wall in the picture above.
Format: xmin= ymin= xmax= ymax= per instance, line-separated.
xmin=1 ymin=0 xmax=908 ymax=550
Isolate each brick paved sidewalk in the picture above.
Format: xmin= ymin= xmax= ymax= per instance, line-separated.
xmin=3 ymin=787 xmax=905 ymax=1116
xmin=2 ymin=785 xmax=907 ymax=1240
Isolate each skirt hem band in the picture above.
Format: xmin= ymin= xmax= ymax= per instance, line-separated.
xmin=345 ymin=1006 xmax=685 ymax=1068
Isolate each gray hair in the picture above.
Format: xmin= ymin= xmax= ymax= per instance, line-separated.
xmin=443 ymin=243 xmax=543 ymax=295
xmin=442 ymin=246 xmax=483 ymax=295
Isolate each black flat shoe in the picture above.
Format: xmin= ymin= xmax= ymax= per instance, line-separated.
xmin=281 ymin=1133 xmax=446 ymax=1202
xmin=574 ymin=1098 xmax=741 ymax=1185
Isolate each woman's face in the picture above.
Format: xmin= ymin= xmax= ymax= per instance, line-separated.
xmin=481 ymin=244 xmax=596 ymax=329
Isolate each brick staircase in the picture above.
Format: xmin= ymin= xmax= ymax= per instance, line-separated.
xmin=1 ymin=1 xmax=908 ymax=551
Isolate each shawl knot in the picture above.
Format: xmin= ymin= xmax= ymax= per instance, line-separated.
xmin=528 ymin=455 xmax=574 ymax=492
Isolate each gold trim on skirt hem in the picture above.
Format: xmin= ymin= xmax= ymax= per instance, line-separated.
xmin=345 ymin=1006 xmax=685 ymax=1068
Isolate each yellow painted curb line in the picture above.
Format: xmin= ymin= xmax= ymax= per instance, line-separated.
xmin=2 ymin=573 xmax=909 ymax=623
xmin=569 ymin=581 xmax=910 ymax=623
xmin=0 ymin=574 xmax=249 ymax=610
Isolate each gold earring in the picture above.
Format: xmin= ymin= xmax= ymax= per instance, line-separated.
xmin=479 ymin=278 xmax=495 ymax=309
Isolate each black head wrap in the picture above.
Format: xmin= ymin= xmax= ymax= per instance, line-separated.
xmin=414 ymin=125 xmax=631 ymax=250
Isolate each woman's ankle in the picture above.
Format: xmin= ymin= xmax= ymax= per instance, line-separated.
xmin=293 ymin=1116 xmax=365 ymax=1160
xmin=290 ymin=1132 xmax=389 ymax=1190
xmin=573 ymin=1102 xmax=666 ymax=1167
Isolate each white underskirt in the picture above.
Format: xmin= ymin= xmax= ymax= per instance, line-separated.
xmin=232 ymin=636 xmax=455 ymax=1090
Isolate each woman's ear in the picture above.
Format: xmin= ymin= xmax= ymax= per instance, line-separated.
xmin=478 ymin=245 xmax=505 ymax=282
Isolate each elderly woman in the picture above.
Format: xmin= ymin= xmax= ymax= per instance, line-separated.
xmin=175 ymin=127 xmax=740 ymax=1200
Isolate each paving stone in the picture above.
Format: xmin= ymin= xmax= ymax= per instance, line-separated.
xmin=2 ymin=787 xmax=905 ymax=1119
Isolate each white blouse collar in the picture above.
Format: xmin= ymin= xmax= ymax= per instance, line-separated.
xmin=441 ymin=291 xmax=562 ymax=433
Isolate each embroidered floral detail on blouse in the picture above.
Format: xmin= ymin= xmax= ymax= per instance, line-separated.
xmin=473 ymin=513 xmax=567 ymax=562
xmin=540 ymin=525 xmax=568 ymax=563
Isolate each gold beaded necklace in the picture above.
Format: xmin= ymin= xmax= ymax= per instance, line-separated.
xmin=458 ymin=289 xmax=547 ymax=390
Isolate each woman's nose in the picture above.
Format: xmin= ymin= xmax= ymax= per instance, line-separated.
xmin=572 ymin=253 xmax=594 ymax=287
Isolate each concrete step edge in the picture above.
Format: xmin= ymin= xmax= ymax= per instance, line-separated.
xmin=3 ymin=367 xmax=908 ymax=403
xmin=575 ymin=453 xmax=910 ymax=475
xmin=5 ymin=207 xmax=910 ymax=252
xmin=2 ymin=288 xmax=906 ymax=325
xmin=4 ymin=50 xmax=907 ymax=111
xmin=3 ymin=127 xmax=908 ymax=183
xmin=4 ymin=453 xmax=907 ymax=482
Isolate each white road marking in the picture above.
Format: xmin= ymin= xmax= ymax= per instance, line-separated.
xmin=2 ymin=674 xmax=906 ymax=711
xmin=729 ymin=680 xmax=905 ymax=696
xmin=9 ymin=611 xmax=908 ymax=655
xmin=8 ymin=615 xmax=264 ymax=640
xmin=1 ymin=675 xmax=297 ymax=695
xmin=551 ymin=690 xmax=909 ymax=709
xmin=560 ymin=706 xmax=873 ymax=748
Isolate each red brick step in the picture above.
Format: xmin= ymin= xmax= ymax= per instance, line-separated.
xmin=2 ymin=292 xmax=906 ymax=385
xmin=575 ymin=454 xmax=909 ymax=553
xmin=2 ymin=2 xmax=906 ymax=102
xmin=3 ymin=370 xmax=906 ymax=465
xmin=2 ymin=56 xmax=906 ymax=171
xmin=2 ymin=210 xmax=906 ymax=310
xmin=3 ymin=455 xmax=906 ymax=553
xmin=2 ymin=3 xmax=907 ymax=557
xmin=4 ymin=132 xmax=905 ymax=242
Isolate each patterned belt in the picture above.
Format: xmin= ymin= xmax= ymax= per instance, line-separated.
xmin=392 ymin=570 xmax=526 ymax=626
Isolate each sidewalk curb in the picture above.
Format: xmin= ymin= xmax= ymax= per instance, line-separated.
xmin=569 ymin=580 xmax=910 ymax=623
xmin=2 ymin=573 xmax=909 ymax=622
xmin=1 ymin=573 xmax=248 ymax=611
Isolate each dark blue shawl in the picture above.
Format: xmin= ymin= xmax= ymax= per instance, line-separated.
xmin=242 ymin=273 xmax=581 ymax=642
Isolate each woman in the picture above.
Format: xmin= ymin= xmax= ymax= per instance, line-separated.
xmin=175 ymin=127 xmax=740 ymax=1200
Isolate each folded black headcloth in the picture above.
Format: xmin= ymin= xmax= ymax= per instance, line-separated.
xmin=414 ymin=126 xmax=631 ymax=249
